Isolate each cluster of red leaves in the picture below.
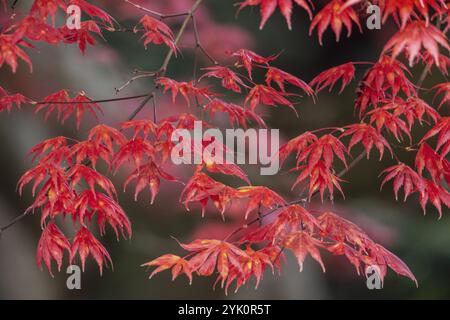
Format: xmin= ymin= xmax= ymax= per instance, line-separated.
xmin=34 ymin=90 xmax=103 ymax=129
xmin=0 ymin=86 xmax=30 ymax=113
xmin=3 ymin=0 xmax=450 ymax=293
xmin=135 ymin=15 xmax=177 ymax=53
xmin=0 ymin=0 xmax=114 ymax=72
xmin=146 ymin=205 xmax=416 ymax=293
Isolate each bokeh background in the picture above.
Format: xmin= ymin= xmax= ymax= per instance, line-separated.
xmin=0 ymin=0 xmax=449 ymax=299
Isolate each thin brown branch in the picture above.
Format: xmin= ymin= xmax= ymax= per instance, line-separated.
xmin=32 ymin=93 xmax=151 ymax=105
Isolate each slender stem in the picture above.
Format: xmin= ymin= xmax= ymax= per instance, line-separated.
xmin=0 ymin=212 xmax=27 ymax=237
xmin=32 ymin=93 xmax=150 ymax=105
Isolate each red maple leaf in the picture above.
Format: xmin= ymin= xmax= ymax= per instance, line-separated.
xmin=265 ymin=66 xmax=315 ymax=97
xmin=121 ymin=119 xmax=157 ymax=140
xmin=203 ymin=99 xmax=266 ymax=128
xmin=232 ymin=49 xmax=278 ymax=79
xmin=135 ymin=15 xmax=177 ymax=53
xmin=0 ymin=34 xmax=33 ymax=73
xmin=74 ymin=191 xmax=131 ymax=239
xmin=31 ymin=0 xmax=67 ymax=23
xmin=309 ymin=0 xmax=362 ymax=46
xmin=282 ymin=231 xmax=326 ymax=272
xmin=245 ymin=84 xmax=296 ymax=114
xmin=235 ymin=186 xmax=286 ymax=219
xmin=157 ymin=77 xmax=216 ymax=106
xmin=124 ymin=161 xmax=178 ymax=204
xmin=383 ymin=21 xmax=450 ymax=67
xmin=200 ymin=66 xmax=247 ymax=93
xmin=60 ymin=20 xmax=104 ymax=54
xmin=236 ymin=0 xmax=313 ymax=30
xmin=88 ymin=124 xmax=127 ymax=152
xmin=70 ymin=227 xmax=112 ymax=275
xmin=381 ymin=163 xmax=425 ymax=201
xmin=180 ymin=172 xmax=237 ymax=217
xmin=70 ymin=140 xmax=112 ymax=168
xmin=36 ymin=222 xmax=71 ymax=276
xmin=310 ymin=62 xmax=356 ymax=94
xmin=0 ymin=86 xmax=29 ymax=113
xmin=71 ymin=0 xmax=114 ymax=27
xmin=420 ymin=117 xmax=450 ymax=157
xmin=341 ymin=123 xmax=393 ymax=160
xmin=142 ymin=254 xmax=193 ymax=284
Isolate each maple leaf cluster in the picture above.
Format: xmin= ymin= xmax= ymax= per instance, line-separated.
xmin=1 ymin=0 xmax=450 ymax=294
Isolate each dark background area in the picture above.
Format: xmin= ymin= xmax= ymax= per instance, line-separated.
xmin=0 ymin=0 xmax=449 ymax=299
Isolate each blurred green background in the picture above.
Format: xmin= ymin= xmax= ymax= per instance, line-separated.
xmin=0 ymin=0 xmax=449 ymax=299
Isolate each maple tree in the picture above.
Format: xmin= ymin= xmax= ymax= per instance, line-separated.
xmin=0 ymin=0 xmax=449 ymax=295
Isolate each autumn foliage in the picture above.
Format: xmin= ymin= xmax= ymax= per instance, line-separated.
xmin=1 ymin=0 xmax=450 ymax=293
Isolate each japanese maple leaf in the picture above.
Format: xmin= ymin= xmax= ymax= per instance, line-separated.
xmin=200 ymin=66 xmax=247 ymax=93
xmin=180 ymin=172 xmax=237 ymax=217
xmin=420 ymin=117 xmax=450 ymax=157
xmin=203 ymin=99 xmax=266 ymax=128
xmin=18 ymin=163 xmax=68 ymax=198
xmin=88 ymin=124 xmax=127 ymax=152
xmin=34 ymin=89 xmax=71 ymax=121
xmin=355 ymin=84 xmax=386 ymax=118
xmin=74 ymin=191 xmax=131 ymax=239
xmin=60 ymin=20 xmax=104 ymax=55
xmin=235 ymin=186 xmax=286 ymax=219
xmin=157 ymin=77 xmax=216 ymax=106
xmin=318 ymin=211 xmax=374 ymax=250
xmin=236 ymin=0 xmax=313 ymax=30
xmin=180 ymin=240 xmax=249 ymax=287
xmin=62 ymin=93 xmax=103 ymax=129
xmin=0 ymin=86 xmax=29 ymax=113
xmin=70 ymin=140 xmax=112 ymax=168
xmin=245 ymin=84 xmax=296 ymax=114
xmin=70 ymin=227 xmax=112 ymax=275
xmin=415 ymin=143 xmax=444 ymax=182
xmin=31 ymin=0 xmax=67 ymax=23
xmin=291 ymin=161 xmax=345 ymax=201
xmin=383 ymin=21 xmax=450 ymax=67
xmin=36 ymin=90 xmax=102 ymax=129
xmin=27 ymin=136 xmax=68 ymax=163
xmin=381 ymin=0 xmax=446 ymax=29
xmin=142 ymin=254 xmax=192 ymax=284
xmin=277 ymin=131 xmax=318 ymax=166
xmin=135 ymin=15 xmax=177 ymax=53
xmin=282 ymin=231 xmax=326 ymax=272
xmin=67 ymin=164 xmax=117 ymax=198
xmin=113 ymin=137 xmax=156 ymax=173
xmin=381 ymin=163 xmax=425 ymax=201
xmin=124 ymin=161 xmax=178 ymax=204
xmin=241 ymin=205 xmax=319 ymax=243
xmin=232 ymin=49 xmax=278 ymax=79
xmin=12 ymin=16 xmax=63 ymax=45
xmin=29 ymin=180 xmax=76 ymax=226
xmin=70 ymin=0 xmax=114 ymax=27
xmin=309 ymin=0 xmax=362 ymax=46
xmin=419 ymin=180 xmax=450 ymax=218
xmin=36 ymin=222 xmax=71 ymax=276
xmin=362 ymin=56 xmax=416 ymax=100
xmin=120 ymin=119 xmax=157 ymax=140
xmin=367 ymin=107 xmax=412 ymax=142
xmin=433 ymin=82 xmax=450 ymax=109
xmin=265 ymin=67 xmax=315 ymax=97
xmin=227 ymin=247 xmax=275 ymax=292
xmin=341 ymin=123 xmax=393 ymax=160
xmin=309 ymin=62 xmax=356 ymax=94
xmin=297 ymin=134 xmax=348 ymax=169
xmin=0 ymin=34 xmax=33 ymax=73
xmin=387 ymin=97 xmax=440 ymax=130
